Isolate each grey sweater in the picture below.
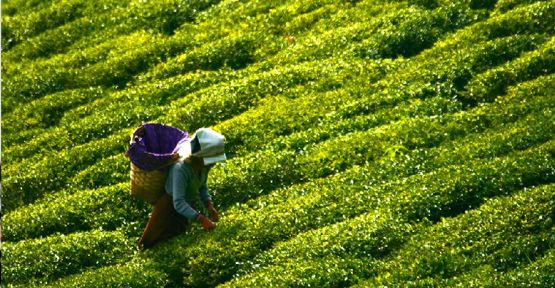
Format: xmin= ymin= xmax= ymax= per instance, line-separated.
xmin=165 ymin=161 xmax=212 ymax=220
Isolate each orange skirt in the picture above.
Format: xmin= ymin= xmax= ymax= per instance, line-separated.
xmin=138 ymin=193 xmax=190 ymax=249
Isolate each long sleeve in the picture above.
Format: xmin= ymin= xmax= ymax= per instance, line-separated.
xmin=199 ymin=167 xmax=212 ymax=206
xmin=166 ymin=163 xmax=199 ymax=220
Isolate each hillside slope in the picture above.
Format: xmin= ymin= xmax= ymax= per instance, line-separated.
xmin=2 ymin=0 xmax=554 ymax=287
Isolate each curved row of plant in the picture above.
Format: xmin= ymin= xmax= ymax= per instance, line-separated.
xmin=2 ymin=129 xmax=130 ymax=212
xmin=2 ymin=93 xmax=451 ymax=217
xmin=154 ymin=137 xmax=555 ymax=287
xmin=254 ymin=33 xmax=550 ymax=154
xmin=168 ymin=77 xmax=553 ymax=284
xmin=3 ymin=28 xmax=552 ymax=232
xmin=138 ymin=0 xmax=362 ymax=82
xmin=2 ymin=230 xmax=136 ymax=286
xmin=1 ymin=0 xmax=361 ymax=112
xmin=225 ymin=180 xmax=555 ymax=287
xmin=6 ymin=29 xmax=550 ymax=202
xmin=18 ymin=257 xmax=168 ymax=288
xmin=143 ymin=78 xmax=554 ymax=285
xmin=3 ymin=31 xmax=158 ymax=112
xmin=143 ymin=0 xmax=403 ymax=81
xmin=209 ymin=73 xmax=554 ymax=206
xmin=353 ymin=182 xmax=555 ymax=287
xmin=2 ymin=57 xmax=383 ymax=212
xmin=14 ymin=9 xmax=553 ymax=161
xmin=3 ymin=50 xmax=374 ymax=164
xmin=234 ymin=100 xmax=554 ymax=214
xmin=4 ymin=54 xmax=552 ymax=214
xmin=0 ymin=0 xmax=502 ymax=143
xmin=0 ymin=60 xmax=412 ymax=238
xmin=2 ymin=0 xmax=221 ymax=62
xmin=2 ymin=0 xmax=262 ymax=113
xmin=2 ymin=183 xmax=149 ymax=242
xmin=1 ymin=0 xmax=130 ymax=51
xmin=1 ymin=56 xmax=362 ymax=202
xmin=26 ymin=115 xmax=554 ymax=283
xmin=4 ymin=76 xmax=552 ymax=244
xmin=2 ymin=0 xmax=57 ymax=16
xmin=1 ymin=86 xmax=107 ymax=147
xmin=3 ymin=1 xmax=555 ymax=287
xmin=2 ymin=68 xmax=237 ymax=162
xmin=140 ymin=0 xmax=523 ymax=87
xmin=4 ymin=0 xmax=552 ymax=149
xmin=344 ymin=32 xmax=554 ymax=121
xmin=454 ymin=247 xmax=555 ymax=287
xmin=4 ymin=0 xmax=552 ymax=161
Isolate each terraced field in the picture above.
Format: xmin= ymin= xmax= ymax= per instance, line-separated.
xmin=2 ymin=0 xmax=554 ymax=287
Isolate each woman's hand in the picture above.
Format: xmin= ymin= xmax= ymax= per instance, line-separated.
xmin=207 ymin=200 xmax=220 ymax=222
xmin=196 ymin=214 xmax=215 ymax=231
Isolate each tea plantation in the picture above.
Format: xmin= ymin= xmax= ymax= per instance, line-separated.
xmin=2 ymin=0 xmax=555 ymax=287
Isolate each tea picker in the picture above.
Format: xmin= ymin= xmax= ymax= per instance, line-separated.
xmin=125 ymin=123 xmax=226 ymax=249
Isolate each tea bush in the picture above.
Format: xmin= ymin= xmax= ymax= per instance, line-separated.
xmin=2 ymin=128 xmax=130 ymax=212
xmin=162 ymin=57 xmax=367 ymax=129
xmin=2 ymin=87 xmax=106 ymax=146
xmin=2 ymin=0 xmax=220 ymax=62
xmin=3 ymin=0 xmax=555 ymax=287
xmin=356 ymin=183 xmax=555 ymax=287
xmin=353 ymin=4 xmax=484 ymax=59
xmin=209 ymin=74 xmax=553 ymax=207
xmin=6 ymin=56 xmax=380 ymax=163
xmin=3 ymin=58 xmax=378 ymax=210
xmin=1 ymin=0 xmax=130 ymax=51
xmin=143 ymin=32 xmax=257 ymax=80
xmin=2 ymin=183 xmax=149 ymax=242
xmin=1 ymin=0 xmax=55 ymax=16
xmin=2 ymin=0 xmax=227 ymax=113
xmin=154 ymin=82 xmax=551 ymax=281
xmin=2 ymin=32 xmax=158 ymax=111
xmin=485 ymin=0 xmax=555 ymax=38
xmin=6 ymin=74 xmax=550 ymax=273
xmin=494 ymin=0 xmax=552 ymax=13
xmin=175 ymin=139 xmax=555 ymax=287
xmin=3 ymin=69 xmax=232 ymax=163
xmin=213 ymin=59 xmax=393 ymax=156
xmin=23 ymin=258 xmax=169 ymax=288
xmin=482 ymin=247 xmax=555 ymax=287
xmin=2 ymin=230 xmax=136 ymax=286
xmin=461 ymin=36 xmax=555 ymax=105
xmin=223 ymin=142 xmax=555 ymax=287
xmin=3 ymin=1 xmax=548 ymax=160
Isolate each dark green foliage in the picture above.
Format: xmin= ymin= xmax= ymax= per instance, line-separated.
xmin=470 ymin=0 xmax=498 ymax=9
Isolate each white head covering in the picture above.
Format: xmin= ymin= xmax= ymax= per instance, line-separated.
xmin=176 ymin=128 xmax=226 ymax=165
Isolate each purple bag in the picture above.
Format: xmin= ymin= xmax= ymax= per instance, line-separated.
xmin=125 ymin=123 xmax=189 ymax=171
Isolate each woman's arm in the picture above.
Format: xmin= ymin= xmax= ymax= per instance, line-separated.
xmin=168 ymin=163 xmax=199 ymax=220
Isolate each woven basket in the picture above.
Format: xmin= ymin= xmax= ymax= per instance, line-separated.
xmin=130 ymin=162 xmax=168 ymax=205
xmin=126 ymin=123 xmax=188 ymax=205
